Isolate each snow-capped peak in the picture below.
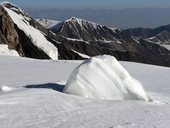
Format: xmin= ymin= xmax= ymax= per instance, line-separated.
xmin=1 ymin=1 xmax=31 ymax=21
xmin=2 ymin=1 xmax=24 ymax=14
xmin=66 ymin=17 xmax=118 ymax=31
xmin=61 ymin=17 xmax=120 ymax=42
xmin=1 ymin=1 xmax=12 ymax=5
xmin=65 ymin=17 xmax=104 ymax=29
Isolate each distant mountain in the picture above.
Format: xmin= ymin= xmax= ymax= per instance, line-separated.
xmin=149 ymin=24 xmax=170 ymax=38
xmin=25 ymin=8 xmax=170 ymax=29
xmin=51 ymin=17 xmax=121 ymax=42
xmin=123 ymin=28 xmax=152 ymax=39
xmin=123 ymin=24 xmax=170 ymax=50
xmin=148 ymin=30 xmax=170 ymax=44
xmin=49 ymin=17 xmax=170 ymax=66
xmin=124 ymin=24 xmax=170 ymax=38
xmin=1 ymin=2 xmax=170 ymax=66
xmin=36 ymin=19 xmax=61 ymax=29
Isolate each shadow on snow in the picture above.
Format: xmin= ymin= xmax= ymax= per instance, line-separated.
xmin=24 ymin=83 xmax=65 ymax=92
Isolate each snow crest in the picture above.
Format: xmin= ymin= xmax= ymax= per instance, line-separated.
xmin=64 ymin=55 xmax=150 ymax=101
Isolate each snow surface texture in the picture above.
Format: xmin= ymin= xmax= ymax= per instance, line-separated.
xmin=1 ymin=56 xmax=170 ymax=128
xmin=4 ymin=7 xmax=58 ymax=60
xmin=0 ymin=44 xmax=19 ymax=56
xmin=64 ymin=55 xmax=150 ymax=101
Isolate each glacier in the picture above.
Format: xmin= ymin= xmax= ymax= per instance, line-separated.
xmin=64 ymin=55 xmax=150 ymax=101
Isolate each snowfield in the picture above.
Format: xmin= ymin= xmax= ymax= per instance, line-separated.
xmin=0 ymin=56 xmax=170 ymax=128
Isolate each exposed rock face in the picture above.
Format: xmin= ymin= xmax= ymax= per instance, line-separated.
xmin=123 ymin=27 xmax=152 ymax=39
xmin=0 ymin=6 xmax=19 ymax=50
xmin=0 ymin=4 xmax=53 ymax=59
xmin=14 ymin=24 xmax=50 ymax=59
xmin=51 ymin=17 xmax=121 ymax=42
xmin=49 ymin=17 xmax=170 ymax=66
xmin=123 ymin=24 xmax=170 ymax=51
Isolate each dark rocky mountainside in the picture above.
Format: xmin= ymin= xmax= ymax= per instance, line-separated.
xmin=148 ymin=30 xmax=170 ymax=44
xmin=0 ymin=2 xmax=56 ymax=59
xmin=0 ymin=5 xmax=19 ymax=50
xmin=49 ymin=17 xmax=170 ymax=66
xmin=1 ymin=2 xmax=170 ymax=66
xmin=51 ymin=17 xmax=121 ymax=42
xmin=123 ymin=27 xmax=152 ymax=39
xmin=123 ymin=24 xmax=170 ymax=50
xmin=123 ymin=24 xmax=170 ymax=39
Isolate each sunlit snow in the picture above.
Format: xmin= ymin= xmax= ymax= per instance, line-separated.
xmin=64 ymin=55 xmax=150 ymax=101
xmin=0 ymin=56 xmax=170 ymax=128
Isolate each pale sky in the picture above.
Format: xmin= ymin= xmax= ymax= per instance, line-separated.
xmin=1 ymin=0 xmax=170 ymax=9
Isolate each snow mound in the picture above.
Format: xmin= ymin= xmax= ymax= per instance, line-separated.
xmin=0 ymin=85 xmax=14 ymax=92
xmin=0 ymin=44 xmax=19 ymax=56
xmin=64 ymin=55 xmax=150 ymax=101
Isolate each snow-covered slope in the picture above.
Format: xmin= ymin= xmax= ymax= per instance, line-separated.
xmin=64 ymin=55 xmax=150 ymax=101
xmin=36 ymin=19 xmax=61 ymax=29
xmin=0 ymin=44 xmax=19 ymax=56
xmin=4 ymin=7 xmax=58 ymax=60
xmin=0 ymin=56 xmax=170 ymax=128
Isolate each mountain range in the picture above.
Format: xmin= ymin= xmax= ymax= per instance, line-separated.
xmin=123 ymin=25 xmax=170 ymax=49
xmin=1 ymin=2 xmax=170 ymax=66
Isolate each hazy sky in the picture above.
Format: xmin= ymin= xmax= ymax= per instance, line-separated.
xmin=2 ymin=0 xmax=170 ymax=28
xmin=2 ymin=0 xmax=170 ymax=9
